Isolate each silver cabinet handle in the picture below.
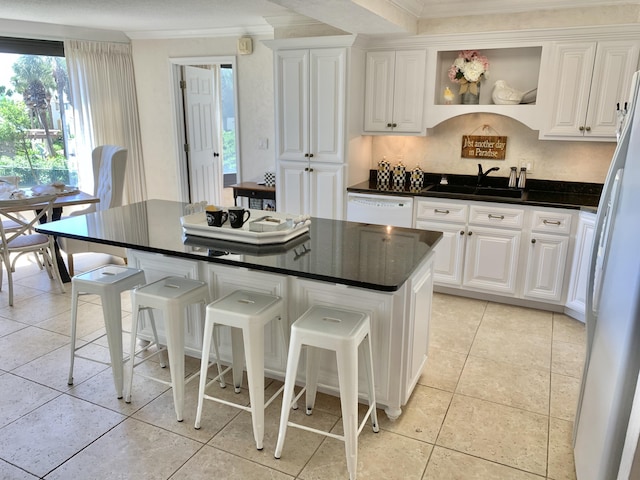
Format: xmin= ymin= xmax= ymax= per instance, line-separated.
xmin=488 ymin=214 xmax=505 ymax=220
xmin=434 ymin=209 xmax=450 ymax=214
xmin=543 ymin=219 xmax=561 ymax=226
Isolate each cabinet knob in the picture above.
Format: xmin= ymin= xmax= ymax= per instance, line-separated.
xmin=386 ymin=123 xmax=392 ymax=128
xmin=392 ymin=123 xmax=397 ymax=128
xmin=579 ymin=126 xmax=585 ymax=131
xmin=309 ymin=153 xmax=314 ymax=158
xmin=304 ymin=153 xmax=309 ymax=157
xmin=460 ymin=230 xmax=465 ymax=236
xmin=585 ymin=126 xmax=591 ymax=132
xmin=213 ymin=152 xmax=220 ymax=157
xmin=304 ymin=167 xmax=309 ymax=172
xmin=468 ymin=231 xmax=473 ymax=236
xmin=531 ymin=238 xmax=537 ymax=244
xmin=309 ymin=168 xmax=314 ymax=172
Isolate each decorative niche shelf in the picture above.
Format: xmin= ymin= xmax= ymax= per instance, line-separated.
xmin=425 ymin=46 xmax=544 ymax=130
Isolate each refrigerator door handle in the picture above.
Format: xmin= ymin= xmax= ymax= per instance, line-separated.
xmin=592 ymin=168 xmax=624 ymax=313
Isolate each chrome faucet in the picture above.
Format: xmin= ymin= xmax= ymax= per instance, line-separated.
xmin=477 ymin=163 xmax=500 ymax=186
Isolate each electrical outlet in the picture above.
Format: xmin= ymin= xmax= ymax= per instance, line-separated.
xmin=258 ymin=138 xmax=269 ymax=150
xmin=520 ymin=160 xmax=533 ymax=173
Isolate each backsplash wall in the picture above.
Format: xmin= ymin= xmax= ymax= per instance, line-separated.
xmin=371 ymin=113 xmax=615 ymax=184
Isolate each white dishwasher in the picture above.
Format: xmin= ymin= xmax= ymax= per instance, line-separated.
xmin=346 ymin=193 xmax=414 ymax=228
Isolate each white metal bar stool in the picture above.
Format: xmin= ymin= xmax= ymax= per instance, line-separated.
xmin=195 ymin=289 xmax=285 ymax=451
xmin=68 ymin=265 xmax=163 ymax=399
xmin=275 ymin=305 xmax=379 ymax=480
xmin=125 ymin=276 xmax=223 ymax=422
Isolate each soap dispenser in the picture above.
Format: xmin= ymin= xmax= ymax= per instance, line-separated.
xmin=517 ymin=167 xmax=527 ymax=189
xmin=508 ymin=167 xmax=518 ymax=188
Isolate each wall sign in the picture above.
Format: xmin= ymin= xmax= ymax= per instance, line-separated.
xmin=461 ymin=135 xmax=507 ymax=160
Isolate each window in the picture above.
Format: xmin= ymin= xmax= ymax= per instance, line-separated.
xmin=0 ymin=37 xmax=77 ymax=188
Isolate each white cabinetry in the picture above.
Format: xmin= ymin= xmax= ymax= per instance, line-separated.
xmin=415 ymin=198 xmax=579 ymax=306
xmin=278 ymin=160 xmax=344 ymax=219
xmin=565 ymin=211 xmax=596 ymax=321
xmin=464 ymin=204 xmax=523 ymax=295
xmin=275 ymin=47 xmax=346 ymax=219
xmin=364 ymin=50 xmax=427 ymax=134
xmin=540 ymin=40 xmax=639 ymax=141
xmin=523 ymin=209 xmax=572 ymax=302
xmin=415 ymin=200 xmax=467 ymax=286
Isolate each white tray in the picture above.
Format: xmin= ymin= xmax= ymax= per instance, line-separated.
xmin=180 ymin=209 xmax=310 ymax=245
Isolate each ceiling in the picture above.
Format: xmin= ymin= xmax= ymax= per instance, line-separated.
xmin=0 ymin=0 xmax=634 ymax=38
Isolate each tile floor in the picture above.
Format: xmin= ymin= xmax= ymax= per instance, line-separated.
xmin=0 ymin=253 xmax=585 ymax=479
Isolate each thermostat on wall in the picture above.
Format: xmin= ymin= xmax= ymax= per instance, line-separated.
xmin=238 ymin=37 xmax=253 ymax=55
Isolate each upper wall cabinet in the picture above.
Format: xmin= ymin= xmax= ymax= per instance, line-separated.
xmin=363 ymin=50 xmax=427 ymax=134
xmin=539 ymin=40 xmax=640 ymax=141
xmin=424 ymin=46 xmax=543 ymax=130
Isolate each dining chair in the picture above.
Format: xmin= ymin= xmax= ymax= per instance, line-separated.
xmin=0 ymin=194 xmax=66 ymax=306
xmin=58 ymin=145 xmax=128 ymax=276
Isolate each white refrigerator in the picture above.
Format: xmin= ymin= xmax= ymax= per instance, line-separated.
xmin=573 ymin=72 xmax=640 ymax=479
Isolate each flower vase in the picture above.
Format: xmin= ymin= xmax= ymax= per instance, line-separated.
xmin=461 ymin=82 xmax=480 ymax=105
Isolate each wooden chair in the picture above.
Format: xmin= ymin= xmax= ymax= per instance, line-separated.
xmin=0 ymin=194 xmax=66 ymax=305
xmin=58 ymin=145 xmax=128 ymax=276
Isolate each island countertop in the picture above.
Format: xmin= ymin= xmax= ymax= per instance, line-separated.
xmin=36 ymin=199 xmax=442 ymax=292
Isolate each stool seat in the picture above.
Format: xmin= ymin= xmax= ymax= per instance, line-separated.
xmin=275 ymin=305 xmax=379 ymax=480
xmin=195 ymin=289 xmax=285 ymax=450
xmin=68 ymin=265 xmax=162 ymax=399
xmin=125 ymin=276 xmax=223 ymax=422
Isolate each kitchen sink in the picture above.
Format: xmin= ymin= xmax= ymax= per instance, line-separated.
xmin=423 ymin=183 xmax=523 ymax=199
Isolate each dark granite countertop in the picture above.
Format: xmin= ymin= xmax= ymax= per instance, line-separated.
xmin=348 ymin=171 xmax=603 ymax=210
xmin=36 ymin=199 xmax=442 ymax=292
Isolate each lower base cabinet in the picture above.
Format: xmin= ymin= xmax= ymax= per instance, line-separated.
xmin=127 ymin=249 xmax=435 ymax=420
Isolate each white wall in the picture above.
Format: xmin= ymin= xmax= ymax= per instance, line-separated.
xmin=131 ymin=36 xmax=275 ymax=201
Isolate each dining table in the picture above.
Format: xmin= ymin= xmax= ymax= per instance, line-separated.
xmin=36 ymin=190 xmax=100 ymax=282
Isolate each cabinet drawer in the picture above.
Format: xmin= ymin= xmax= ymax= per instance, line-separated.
xmin=469 ymin=204 xmax=524 ymax=228
xmin=416 ymin=200 xmax=468 ymax=223
xmin=530 ymin=210 xmax=573 ymax=235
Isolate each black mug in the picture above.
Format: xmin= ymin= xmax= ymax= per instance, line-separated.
xmin=206 ymin=207 xmax=228 ymax=227
xmin=228 ymin=207 xmax=251 ymax=228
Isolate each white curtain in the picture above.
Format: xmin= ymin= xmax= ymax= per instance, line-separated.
xmin=64 ymin=40 xmax=147 ymax=203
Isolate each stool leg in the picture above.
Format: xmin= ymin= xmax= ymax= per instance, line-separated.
xmin=146 ymin=308 xmax=166 ymax=368
xmin=101 ymin=291 xmax=125 ymax=399
xmin=363 ymin=333 xmax=379 ymax=432
xmin=305 ymin=346 xmax=319 ymax=415
xmin=164 ymin=303 xmax=187 ymax=422
xmin=125 ymin=302 xmax=142 ymax=404
xmin=195 ymin=313 xmax=215 ymax=430
xmin=67 ymin=285 xmax=80 ymax=386
xmin=243 ymin=322 xmax=266 ymax=450
xmin=211 ymin=325 xmax=225 ymax=388
xmin=274 ymin=335 xmax=303 ymax=459
xmin=230 ymin=327 xmax=244 ymax=393
xmin=337 ymin=344 xmax=359 ymax=480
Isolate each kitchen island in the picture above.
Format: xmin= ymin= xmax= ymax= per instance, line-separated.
xmin=36 ymin=199 xmax=442 ymax=419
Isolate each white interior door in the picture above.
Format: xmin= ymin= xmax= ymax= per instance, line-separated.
xmin=183 ymin=65 xmax=222 ymax=205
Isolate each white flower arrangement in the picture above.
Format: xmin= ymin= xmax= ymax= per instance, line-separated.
xmin=448 ymin=50 xmax=490 ymax=95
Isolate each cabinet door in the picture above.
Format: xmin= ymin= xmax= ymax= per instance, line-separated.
xmin=309 ymin=48 xmax=346 ymax=163
xmin=566 ymin=213 xmax=596 ymax=318
xmin=542 ymin=42 xmax=596 ymax=138
xmin=391 ymin=50 xmax=426 ymax=133
xmin=523 ymin=233 xmax=569 ymax=302
xmin=585 ymin=41 xmax=640 ymax=138
xmin=308 ymin=162 xmax=344 ymax=219
xmin=364 ymin=51 xmax=395 ymax=132
xmin=416 ymin=220 xmax=465 ymax=286
xmin=276 ymin=49 xmax=309 ymax=161
xmin=277 ymin=160 xmax=308 ymax=216
xmin=463 ymin=226 xmax=521 ymax=295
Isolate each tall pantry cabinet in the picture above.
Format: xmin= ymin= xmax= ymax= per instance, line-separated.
xmin=267 ymin=36 xmax=369 ymax=220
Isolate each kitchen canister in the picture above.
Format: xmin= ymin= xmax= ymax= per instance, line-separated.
xmin=264 ymin=171 xmax=276 ymax=187
xmin=409 ymin=165 xmax=424 ymax=193
xmin=377 ymin=157 xmax=391 ymax=186
xmin=392 ymin=160 xmax=406 ymax=188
